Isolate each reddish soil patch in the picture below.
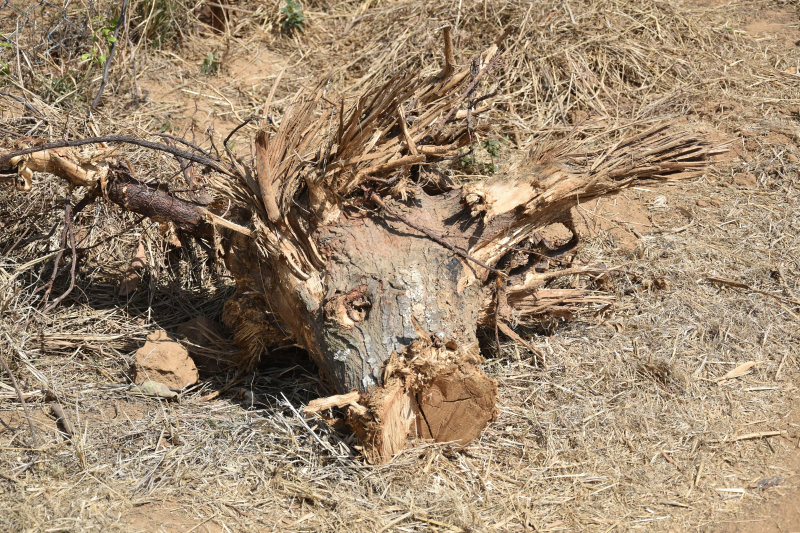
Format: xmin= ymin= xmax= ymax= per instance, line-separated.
xmin=138 ymin=45 xmax=285 ymax=136
xmin=714 ymin=417 xmax=800 ymax=533
xmin=571 ymin=193 xmax=654 ymax=252
xmin=744 ymin=9 xmax=800 ymax=49
xmin=120 ymin=501 xmax=222 ymax=533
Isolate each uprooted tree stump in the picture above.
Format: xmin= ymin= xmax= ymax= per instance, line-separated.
xmin=1 ymin=34 xmax=720 ymax=463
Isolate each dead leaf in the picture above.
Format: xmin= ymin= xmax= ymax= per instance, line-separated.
xmin=717 ymin=361 xmax=755 ymax=382
xmin=131 ymin=380 xmax=178 ymax=399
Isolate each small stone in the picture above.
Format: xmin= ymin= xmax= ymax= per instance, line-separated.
xmin=696 ymin=199 xmax=710 ymax=207
xmin=132 ymin=330 xmax=198 ymax=389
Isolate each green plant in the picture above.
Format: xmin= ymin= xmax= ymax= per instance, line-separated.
xmin=201 ymin=52 xmax=219 ymax=75
xmin=0 ymin=35 xmax=12 ymax=75
xmin=159 ymin=116 xmax=175 ymax=133
xmin=481 ymin=139 xmax=500 ymax=174
xmin=281 ymin=0 xmax=305 ymax=33
xmin=38 ymin=74 xmax=79 ymax=105
xmin=457 ymin=138 xmax=503 ymax=175
xmin=482 ymin=139 xmax=500 ymax=158
xmin=134 ymin=0 xmax=181 ymax=49
xmin=80 ymin=16 xmax=118 ymax=66
xmin=458 ymin=152 xmax=477 ymax=171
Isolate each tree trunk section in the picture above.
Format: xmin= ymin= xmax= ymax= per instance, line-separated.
xmin=223 ymin=189 xmax=500 ymax=462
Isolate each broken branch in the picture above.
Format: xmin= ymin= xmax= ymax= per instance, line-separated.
xmin=0 ymin=135 xmax=236 ymax=177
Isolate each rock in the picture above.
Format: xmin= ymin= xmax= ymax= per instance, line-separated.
xmin=132 ymin=330 xmax=198 ymax=389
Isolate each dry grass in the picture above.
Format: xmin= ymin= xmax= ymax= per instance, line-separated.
xmin=1 ymin=0 xmax=800 ymax=531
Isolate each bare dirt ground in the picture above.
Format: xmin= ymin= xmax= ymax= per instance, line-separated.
xmin=1 ymin=0 xmax=799 ymax=531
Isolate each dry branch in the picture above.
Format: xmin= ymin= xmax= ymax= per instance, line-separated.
xmin=0 ymin=135 xmax=236 ymax=178
xmin=0 ymin=352 xmax=38 ymax=448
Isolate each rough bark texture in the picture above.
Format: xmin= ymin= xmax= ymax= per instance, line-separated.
xmin=222 ymin=189 xmax=502 ymax=460
xmin=105 ymin=168 xmax=210 ymax=234
xmin=313 ymin=191 xmax=482 ymax=393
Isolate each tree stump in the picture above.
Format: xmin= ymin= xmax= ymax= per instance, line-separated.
xmin=1 ymin=34 xmax=720 ymax=463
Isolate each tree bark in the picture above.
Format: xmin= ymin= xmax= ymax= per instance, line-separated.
xmin=104 ymin=166 xmax=212 ymax=234
xmin=224 ymin=188 xmax=500 ymax=462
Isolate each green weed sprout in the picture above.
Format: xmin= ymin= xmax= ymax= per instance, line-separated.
xmin=281 ymin=0 xmax=305 ymax=33
xmin=80 ymin=17 xmax=118 ymax=66
xmin=202 ymin=52 xmax=220 ymax=75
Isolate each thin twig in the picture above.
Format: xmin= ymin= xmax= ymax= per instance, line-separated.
xmin=427 ymin=44 xmax=507 ymax=140
xmin=223 ymin=117 xmax=256 ymax=150
xmin=223 ymin=117 xmax=256 ymax=175
xmin=161 ymin=136 xmax=198 ymax=191
xmin=91 ymin=0 xmax=129 ymax=109
xmin=73 ymin=188 xmax=99 ymax=215
xmin=0 ymin=90 xmax=43 ymax=117
xmin=43 ymin=202 xmax=77 ymax=312
xmin=126 ymin=35 xmax=141 ymax=101
xmin=155 ymin=133 xmax=210 ymax=156
xmin=34 ymin=202 xmax=71 ymax=304
xmin=0 ymin=352 xmax=39 ymax=448
xmin=0 ymin=135 xmax=235 ymax=177
xmin=705 ymin=276 xmax=800 ymax=306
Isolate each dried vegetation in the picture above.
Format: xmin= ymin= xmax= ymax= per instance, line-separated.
xmin=1 ymin=0 xmax=799 ymax=531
